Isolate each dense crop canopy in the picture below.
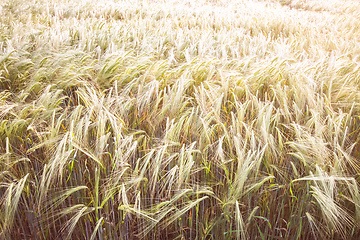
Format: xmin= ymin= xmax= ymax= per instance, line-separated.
xmin=1 ymin=0 xmax=360 ymax=239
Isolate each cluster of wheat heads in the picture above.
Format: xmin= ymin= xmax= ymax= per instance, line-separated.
xmin=1 ymin=0 xmax=360 ymax=239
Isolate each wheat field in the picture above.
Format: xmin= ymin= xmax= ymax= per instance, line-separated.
xmin=1 ymin=0 xmax=360 ymax=239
